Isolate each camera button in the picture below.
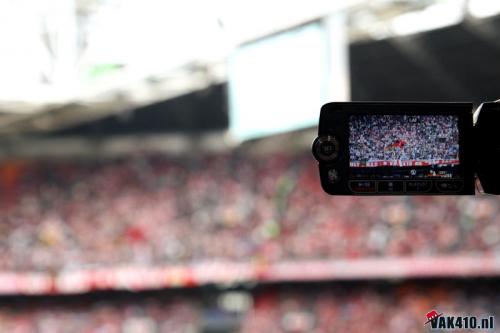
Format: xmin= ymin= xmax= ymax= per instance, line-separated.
xmin=312 ymin=135 xmax=340 ymax=162
xmin=348 ymin=180 xmax=376 ymax=193
xmin=406 ymin=180 xmax=432 ymax=193
xmin=377 ymin=181 xmax=404 ymax=193
xmin=436 ymin=180 xmax=464 ymax=193
xmin=327 ymin=168 xmax=340 ymax=183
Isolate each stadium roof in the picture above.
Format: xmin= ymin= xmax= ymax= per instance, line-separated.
xmin=0 ymin=0 xmax=499 ymax=135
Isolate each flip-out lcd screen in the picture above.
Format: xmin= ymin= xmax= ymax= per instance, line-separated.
xmin=349 ymin=115 xmax=460 ymax=179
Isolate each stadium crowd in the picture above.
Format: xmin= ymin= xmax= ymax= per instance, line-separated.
xmin=242 ymin=281 xmax=500 ymax=333
xmin=0 ymin=281 xmax=498 ymax=332
xmin=0 ymin=151 xmax=499 ymax=272
xmin=349 ymin=115 xmax=459 ymax=163
xmin=0 ymin=297 xmax=201 ymax=333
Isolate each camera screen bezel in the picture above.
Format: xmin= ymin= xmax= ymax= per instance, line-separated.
xmin=316 ymin=102 xmax=475 ymax=195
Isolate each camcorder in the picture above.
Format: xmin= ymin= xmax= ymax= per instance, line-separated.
xmin=312 ymin=101 xmax=500 ymax=195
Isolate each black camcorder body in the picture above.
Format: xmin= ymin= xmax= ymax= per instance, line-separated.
xmin=312 ymin=102 xmax=500 ymax=195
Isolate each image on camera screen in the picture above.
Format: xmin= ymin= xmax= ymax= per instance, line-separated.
xmin=349 ymin=114 xmax=461 ymax=179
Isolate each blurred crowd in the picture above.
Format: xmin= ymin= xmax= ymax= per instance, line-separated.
xmin=0 ymin=281 xmax=499 ymax=333
xmin=0 ymin=297 xmax=200 ymax=333
xmin=349 ymin=115 xmax=459 ymax=163
xmin=1 ymin=151 xmax=499 ymax=272
xmin=242 ymin=281 xmax=500 ymax=333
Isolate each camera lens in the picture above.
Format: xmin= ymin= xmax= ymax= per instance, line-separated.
xmin=312 ymin=135 xmax=340 ymax=162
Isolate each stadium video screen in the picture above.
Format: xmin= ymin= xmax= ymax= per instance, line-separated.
xmin=349 ymin=114 xmax=461 ymax=179
xmin=228 ymin=22 xmax=335 ymax=140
